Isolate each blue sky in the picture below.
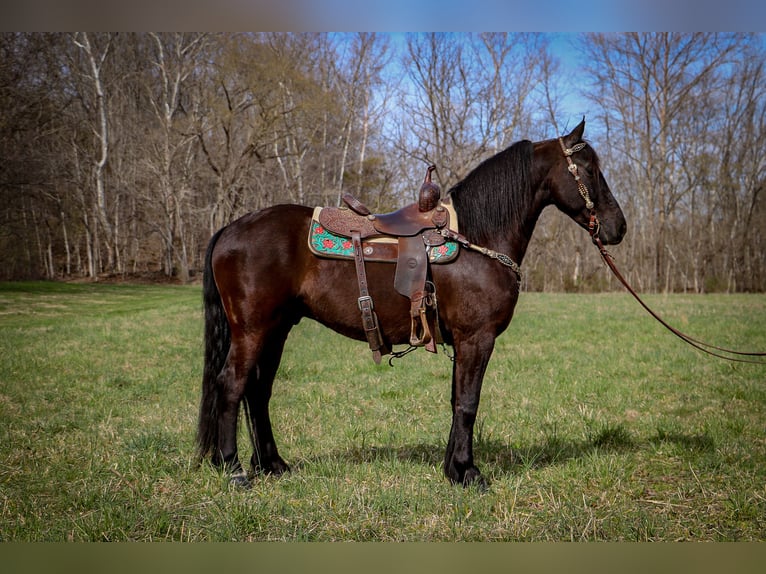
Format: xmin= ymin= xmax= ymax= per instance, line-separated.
xmin=547 ymin=34 xmax=593 ymax=126
xmin=278 ymin=1 xmax=765 ymax=32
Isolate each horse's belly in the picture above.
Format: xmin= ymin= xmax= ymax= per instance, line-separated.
xmin=299 ymin=257 xmax=413 ymax=345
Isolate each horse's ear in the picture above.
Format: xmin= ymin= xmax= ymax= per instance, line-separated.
xmin=563 ymin=118 xmax=586 ymax=146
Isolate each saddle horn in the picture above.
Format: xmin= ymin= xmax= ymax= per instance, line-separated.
xmin=419 ymin=165 xmax=441 ymax=212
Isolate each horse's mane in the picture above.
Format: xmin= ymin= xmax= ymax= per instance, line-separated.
xmin=447 ymin=139 xmax=533 ymax=244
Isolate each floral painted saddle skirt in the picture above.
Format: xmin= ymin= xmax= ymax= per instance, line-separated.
xmin=307 ymin=206 xmax=460 ymax=264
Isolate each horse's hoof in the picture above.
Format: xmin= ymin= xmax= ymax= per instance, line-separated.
xmin=252 ymin=457 xmax=291 ymax=477
xmin=228 ymin=469 xmax=251 ymax=490
xmin=464 ymin=474 xmax=489 ymax=492
xmin=449 ymin=466 xmax=489 ymax=491
xmin=268 ymin=460 xmax=290 ymax=476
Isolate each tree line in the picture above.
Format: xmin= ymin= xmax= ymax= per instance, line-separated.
xmin=1 ymin=32 xmax=764 ymax=292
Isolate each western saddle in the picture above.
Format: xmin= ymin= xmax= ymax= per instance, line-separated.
xmin=316 ymin=166 xmax=452 ymax=363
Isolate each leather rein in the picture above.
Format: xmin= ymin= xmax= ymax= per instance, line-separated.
xmin=559 ymin=138 xmax=766 ymax=365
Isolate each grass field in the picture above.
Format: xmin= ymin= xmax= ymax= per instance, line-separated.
xmin=0 ymin=281 xmax=765 ymax=541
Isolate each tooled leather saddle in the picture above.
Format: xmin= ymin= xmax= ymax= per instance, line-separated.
xmin=309 ymin=166 xmax=457 ymax=363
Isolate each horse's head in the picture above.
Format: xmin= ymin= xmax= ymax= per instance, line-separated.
xmin=544 ymin=120 xmax=627 ymax=246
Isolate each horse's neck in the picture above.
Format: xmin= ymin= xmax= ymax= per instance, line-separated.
xmin=512 ymin=203 xmax=546 ymax=267
xmin=489 ymin=181 xmax=548 ymax=268
xmin=511 ymin=153 xmax=553 ymax=265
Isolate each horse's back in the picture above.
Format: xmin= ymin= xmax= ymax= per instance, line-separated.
xmin=215 ymin=204 xmax=310 ymax=269
xmin=217 ymin=203 xmax=312 ymax=248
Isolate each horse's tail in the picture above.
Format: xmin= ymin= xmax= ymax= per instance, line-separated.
xmin=196 ymin=227 xmax=230 ymax=462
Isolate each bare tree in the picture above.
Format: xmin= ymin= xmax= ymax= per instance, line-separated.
xmin=331 ymin=33 xmax=391 ymax=206
xmin=2 ymin=32 xmax=764 ymax=291
xmin=0 ymin=33 xmax=65 ymax=278
xmin=70 ymin=32 xmax=118 ymax=275
xmin=581 ymin=32 xmax=747 ymax=291
xmin=712 ymin=42 xmax=766 ymax=292
xmin=143 ymin=32 xmax=209 ymax=280
xmin=397 ymin=33 xmax=552 ymax=190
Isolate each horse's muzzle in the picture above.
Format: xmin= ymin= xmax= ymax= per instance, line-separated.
xmin=597 ymin=215 xmax=627 ymax=246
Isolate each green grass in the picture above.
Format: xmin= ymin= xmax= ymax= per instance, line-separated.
xmin=1 ymin=282 xmax=765 ymax=540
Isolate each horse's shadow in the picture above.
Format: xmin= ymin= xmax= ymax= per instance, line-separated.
xmin=329 ymin=436 xmax=622 ymax=475
xmin=291 ymin=427 xmax=715 ymax=478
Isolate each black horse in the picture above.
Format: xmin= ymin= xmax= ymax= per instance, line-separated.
xmin=197 ymin=120 xmax=627 ymax=488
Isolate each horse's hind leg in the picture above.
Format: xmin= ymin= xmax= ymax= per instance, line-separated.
xmin=212 ymin=342 xmax=254 ymax=488
xmin=244 ymin=325 xmax=291 ymax=476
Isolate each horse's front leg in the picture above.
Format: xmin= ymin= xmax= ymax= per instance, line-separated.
xmin=444 ymin=333 xmax=495 ymax=488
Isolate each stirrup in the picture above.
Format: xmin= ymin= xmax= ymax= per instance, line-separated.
xmin=409 ymin=304 xmax=433 ymax=347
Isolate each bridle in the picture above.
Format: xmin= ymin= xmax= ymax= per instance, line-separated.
xmin=559 ymin=138 xmax=601 ymax=243
xmin=559 ymin=138 xmax=766 ymax=365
